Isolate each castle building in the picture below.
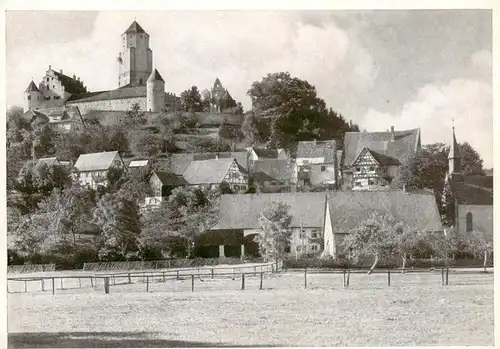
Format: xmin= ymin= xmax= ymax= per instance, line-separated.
xmin=22 ymin=20 xmax=181 ymax=119
xmin=209 ymin=78 xmax=236 ymax=113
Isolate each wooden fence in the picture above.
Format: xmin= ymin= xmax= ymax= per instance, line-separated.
xmin=7 ymin=264 xmax=55 ymax=274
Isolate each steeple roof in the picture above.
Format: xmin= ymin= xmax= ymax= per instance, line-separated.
xmin=448 ymin=126 xmax=461 ymax=159
xmin=147 ymin=69 xmax=164 ymax=83
xmin=25 ymin=81 xmax=40 ymax=93
xmin=124 ymin=20 xmax=146 ymax=34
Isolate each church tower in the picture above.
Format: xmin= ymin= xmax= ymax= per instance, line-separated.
xmin=24 ymin=80 xmax=42 ymax=111
xmin=448 ymin=123 xmax=461 ymax=176
xmin=146 ymin=69 xmax=165 ymax=112
xmin=117 ymin=20 xmax=153 ymax=87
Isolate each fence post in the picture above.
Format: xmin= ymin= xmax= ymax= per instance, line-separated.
xmin=347 ymin=269 xmax=351 ymax=287
xmin=304 ymin=269 xmax=307 ymax=289
xmin=233 ymin=268 xmax=236 ymax=280
xmin=254 ymin=266 xmax=257 ymax=276
xmin=446 ymin=268 xmax=449 ymax=286
xmin=211 ymin=268 xmax=214 ymax=279
xmin=24 ymin=280 xmax=27 ymax=293
xmin=90 ymin=276 xmax=94 ymax=288
xmin=260 ymin=272 xmax=263 ymax=290
xmin=441 ymin=268 xmax=444 ymax=286
xmin=241 ymin=273 xmax=245 ymax=290
xmin=41 ymin=279 xmax=45 ymax=292
xmin=387 ymin=269 xmax=391 ymax=287
xmin=128 ymin=273 xmax=131 ymax=284
xmin=162 ymin=272 xmax=165 ymax=283
xmin=191 ymin=275 xmax=195 ymax=292
xmin=275 ymin=260 xmax=279 ymax=273
xmin=78 ymin=278 xmax=82 ymax=289
xmin=146 ymin=276 xmax=149 ymax=293
xmin=104 ymin=277 xmax=110 ymax=294
xmin=343 ymin=270 xmax=346 ymax=288
xmin=113 ymin=275 xmax=116 ymax=285
xmin=60 ymin=278 xmax=64 ymax=290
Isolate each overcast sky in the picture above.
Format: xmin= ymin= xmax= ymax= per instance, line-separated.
xmin=5 ymin=10 xmax=493 ymax=167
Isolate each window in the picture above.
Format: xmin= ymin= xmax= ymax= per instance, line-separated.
xmin=54 ymin=96 xmax=61 ymax=100
xmin=466 ymin=212 xmax=473 ymax=232
xmin=27 ymin=95 xmax=31 ymax=100
xmin=369 ymin=166 xmax=375 ymax=171
xmin=368 ymin=179 xmax=374 ymax=185
xmin=311 ymin=245 xmax=318 ymax=251
xmin=355 ymin=181 xmax=361 ymax=187
xmin=139 ymin=79 xmax=143 ymax=84
xmin=52 ymin=85 xmax=55 ymax=88
xmin=356 ymin=167 xmax=360 ymax=172
xmin=321 ymin=166 xmax=326 ymax=171
xmin=311 ymin=232 xmax=319 ymax=239
xmin=46 ymin=78 xmax=49 ymax=82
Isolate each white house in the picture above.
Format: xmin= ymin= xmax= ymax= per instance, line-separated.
xmin=73 ymin=151 xmax=126 ymax=190
xmin=295 ymin=139 xmax=338 ymax=189
xmin=322 ymin=190 xmax=443 ymax=258
xmin=246 ymin=147 xmax=289 ymax=161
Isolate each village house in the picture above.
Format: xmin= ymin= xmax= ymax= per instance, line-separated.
xmin=209 ymin=192 xmax=327 ymax=258
xmin=322 ymin=190 xmax=443 ymax=259
xmin=181 ymin=157 xmax=248 ymax=192
xmin=165 ymin=151 xmax=250 ymax=176
xmin=246 ymin=147 xmax=289 ymax=161
xmin=251 ymin=159 xmax=296 ymax=193
xmin=342 ymin=127 xmax=421 ymax=190
xmin=73 ymin=151 xmax=126 ymax=190
xmin=144 ymin=170 xmax=188 ymax=207
xmin=126 ymin=159 xmax=151 ymax=172
xmin=22 ymin=104 xmax=84 ymax=133
xmin=35 ymin=156 xmax=72 ymax=168
xmin=445 ymin=127 xmax=493 ymax=242
xmin=295 ymin=139 xmax=338 ymax=189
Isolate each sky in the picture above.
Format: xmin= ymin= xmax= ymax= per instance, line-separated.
xmin=5 ymin=10 xmax=493 ymax=167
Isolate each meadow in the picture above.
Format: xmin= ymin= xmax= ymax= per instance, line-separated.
xmin=7 ymin=268 xmax=494 ymax=347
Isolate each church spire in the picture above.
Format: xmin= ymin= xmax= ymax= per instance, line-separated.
xmin=448 ymin=119 xmax=461 ymax=175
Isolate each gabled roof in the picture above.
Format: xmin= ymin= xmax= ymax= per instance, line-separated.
xmin=297 ymin=140 xmax=337 ymax=163
xmin=129 ymin=159 xmax=149 ymax=168
xmin=182 ymin=158 xmax=237 ymax=185
xmin=25 ymin=81 xmax=40 ymax=93
xmin=147 ymin=69 xmax=164 ymax=83
xmin=352 ymin=147 xmax=401 ymax=166
xmin=152 ymin=170 xmax=188 ymax=186
xmin=23 ymin=109 xmax=49 ymax=123
xmin=168 ymin=152 xmax=249 ymax=175
xmin=326 ymin=191 xmax=443 ymax=233
xmin=74 ymin=151 xmax=120 ymax=172
xmin=450 ymin=175 xmax=493 ymax=205
xmin=124 ymin=20 xmax=146 ymax=34
xmin=212 ymin=192 xmax=327 ymax=230
xmin=29 ymin=106 xmax=84 ymax=125
xmin=252 ymin=159 xmax=295 ymax=181
xmin=52 ymin=70 xmax=88 ymax=94
xmin=343 ymin=128 xmax=420 ymax=167
xmin=36 ymin=157 xmax=60 ymax=167
xmin=67 ymin=85 xmax=146 ymax=103
xmin=253 ymin=148 xmax=280 ymax=159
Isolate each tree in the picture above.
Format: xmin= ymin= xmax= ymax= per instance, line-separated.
xmin=129 ymin=130 xmax=163 ymax=157
xmin=459 ymin=142 xmax=485 ymax=176
xmin=92 ymin=192 xmax=142 ymax=260
xmin=201 ymin=89 xmax=211 ymax=112
xmin=341 ymin=212 xmax=404 ymax=274
xmin=466 ymin=230 xmax=493 ymax=272
xmin=241 ymin=112 xmax=261 ymax=146
xmin=256 ymin=201 xmax=293 ymax=261
xmin=125 ymin=103 xmax=147 ymax=126
xmin=428 ymin=228 xmax=461 ymax=265
xmin=180 ymin=86 xmax=203 ymax=112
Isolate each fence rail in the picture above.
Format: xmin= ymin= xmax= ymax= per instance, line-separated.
xmin=82 ymin=258 xmax=255 ymax=271
xmin=7 ymin=264 xmax=55 ymax=274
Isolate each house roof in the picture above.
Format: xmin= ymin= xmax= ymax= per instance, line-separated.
xmin=74 ymin=151 xmax=120 ymax=172
xmin=153 ymin=170 xmax=188 ymax=186
xmin=326 ymin=190 xmax=443 ymax=233
xmin=147 ymin=69 xmax=164 ymax=83
xmin=67 ymin=85 xmax=146 ymax=103
xmin=168 ymin=152 xmax=249 ymax=175
xmin=253 ymin=148 xmax=280 ymax=159
xmin=36 ymin=157 xmax=59 ymax=167
xmin=25 ymin=81 xmax=40 ymax=93
xmin=182 ymin=158 xmax=236 ymax=185
xmin=23 ymin=109 xmax=49 ymax=124
xmin=26 ymin=106 xmax=84 ymax=125
xmin=129 ymin=160 xmax=149 ymax=168
xmin=53 ymin=70 xmax=88 ymax=94
xmin=353 ymin=148 xmax=401 ymax=166
xmin=297 ymin=140 xmax=337 ymax=163
xmin=450 ymin=175 xmax=493 ymax=205
xmin=212 ymin=192 xmax=327 ymax=230
xmin=252 ymin=159 xmax=295 ymax=181
xmin=124 ymin=20 xmax=146 ymax=34
xmin=343 ymin=128 xmax=420 ymax=167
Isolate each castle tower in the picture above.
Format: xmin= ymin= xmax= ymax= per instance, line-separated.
xmin=117 ymin=20 xmax=153 ymax=87
xmin=24 ymin=80 xmax=42 ymax=111
xmin=146 ymin=69 xmax=165 ymax=112
xmin=448 ymin=123 xmax=461 ymax=176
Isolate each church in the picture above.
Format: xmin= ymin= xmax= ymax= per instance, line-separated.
xmin=444 ymin=126 xmax=493 ymax=242
xmin=22 ymin=20 xmax=181 ymax=127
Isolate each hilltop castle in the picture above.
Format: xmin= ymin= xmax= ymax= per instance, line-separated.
xmin=23 ymin=20 xmax=181 ymax=118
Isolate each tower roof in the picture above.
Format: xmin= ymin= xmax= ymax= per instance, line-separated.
xmin=124 ymin=20 xmax=146 ymax=34
xmin=448 ymin=126 xmax=461 ymax=159
xmin=25 ymin=81 xmax=40 ymax=93
xmin=147 ymin=69 xmax=164 ymax=83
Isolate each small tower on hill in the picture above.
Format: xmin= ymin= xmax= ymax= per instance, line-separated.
xmin=24 ymin=80 xmax=42 ymax=111
xmin=117 ymin=20 xmax=153 ymax=87
xmin=146 ymin=68 xmax=165 ymax=112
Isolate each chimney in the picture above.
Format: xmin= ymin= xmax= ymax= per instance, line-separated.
xmin=59 ymin=69 xmax=63 ymax=74
xmin=73 ymin=74 xmax=76 ymax=79
xmin=391 ymin=126 xmax=395 ymax=141
xmin=49 ymin=65 xmax=52 ymax=70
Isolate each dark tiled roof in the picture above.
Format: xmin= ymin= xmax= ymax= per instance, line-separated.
xmin=23 ymin=109 xmax=49 ymax=123
xmin=367 ymin=149 xmax=401 ymax=166
xmin=74 ymin=151 xmax=120 ymax=172
xmin=450 ymin=175 xmax=493 ymax=205
xmin=67 ymin=86 xmax=146 ymax=103
xmin=253 ymin=148 xmax=279 ymax=159
xmin=252 ymin=159 xmax=295 ymax=181
xmin=30 ymin=106 xmax=84 ymax=124
xmin=124 ymin=20 xmax=146 ymax=34
xmin=297 ymin=140 xmax=337 ymax=163
xmin=25 ymin=81 xmax=40 ymax=93
xmin=182 ymin=158 xmax=236 ymax=185
xmin=168 ymin=152 xmax=249 ymax=175
xmin=343 ymin=128 xmax=420 ymax=167
xmin=53 ymin=71 xmax=88 ymax=94
xmin=213 ymin=192 xmax=327 ymax=230
xmin=147 ymin=69 xmax=164 ymax=83
xmin=153 ymin=170 xmax=188 ymax=186
xmin=326 ymin=191 xmax=443 ymax=233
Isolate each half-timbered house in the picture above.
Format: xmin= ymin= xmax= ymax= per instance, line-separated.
xmin=73 ymin=151 xmax=126 ymax=190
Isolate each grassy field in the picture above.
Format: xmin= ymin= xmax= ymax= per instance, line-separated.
xmin=8 ymin=271 xmax=494 ymax=347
